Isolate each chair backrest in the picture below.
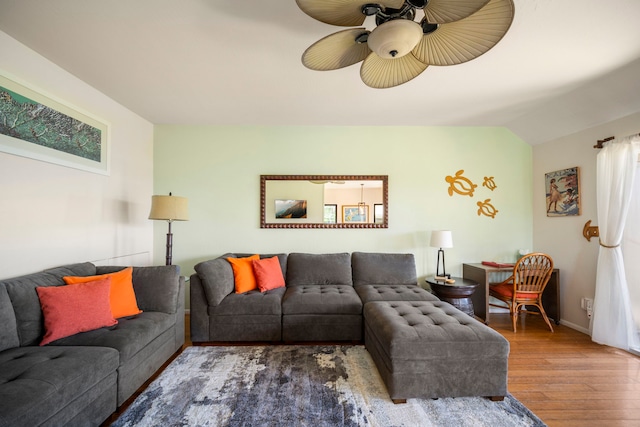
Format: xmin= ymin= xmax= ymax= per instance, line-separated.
xmin=513 ymin=253 xmax=554 ymax=295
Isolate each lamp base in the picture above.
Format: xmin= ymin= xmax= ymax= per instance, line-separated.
xmin=165 ymin=221 xmax=173 ymax=266
xmin=435 ymin=248 xmax=450 ymax=279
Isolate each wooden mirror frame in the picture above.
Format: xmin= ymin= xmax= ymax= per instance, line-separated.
xmin=260 ymin=175 xmax=388 ymax=229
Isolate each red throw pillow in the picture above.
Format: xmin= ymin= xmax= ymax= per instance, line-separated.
xmin=252 ymin=256 xmax=286 ymax=292
xmin=227 ymin=255 xmax=260 ymax=293
xmin=36 ymin=278 xmax=118 ymax=346
xmin=63 ymin=267 xmax=142 ymax=318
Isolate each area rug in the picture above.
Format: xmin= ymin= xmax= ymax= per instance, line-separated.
xmin=112 ymin=345 xmax=546 ymax=427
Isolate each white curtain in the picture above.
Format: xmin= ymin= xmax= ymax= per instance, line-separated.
xmin=591 ymin=134 xmax=640 ymax=350
xmin=624 ymin=161 xmax=640 ymax=340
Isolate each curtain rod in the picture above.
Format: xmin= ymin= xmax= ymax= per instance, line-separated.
xmin=594 ymin=133 xmax=640 ymax=149
xmin=594 ymin=136 xmax=614 ymax=149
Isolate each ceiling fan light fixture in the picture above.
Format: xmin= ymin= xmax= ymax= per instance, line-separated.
xmin=367 ymin=19 xmax=424 ymax=59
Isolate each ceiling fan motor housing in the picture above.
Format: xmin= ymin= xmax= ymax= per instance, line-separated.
xmin=367 ymin=19 xmax=423 ymax=59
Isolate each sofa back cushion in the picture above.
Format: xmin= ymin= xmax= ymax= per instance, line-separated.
xmin=194 ymin=256 xmax=235 ymax=307
xmin=286 ymin=253 xmax=353 ymax=286
xmin=95 ymin=265 xmax=182 ymax=314
xmin=1 ymin=262 xmax=97 ymax=346
xmin=351 ymin=252 xmax=417 ymax=286
xmin=0 ymin=286 xmax=19 ymax=352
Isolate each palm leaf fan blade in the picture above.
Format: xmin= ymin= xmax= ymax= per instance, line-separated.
xmin=423 ymin=0 xmax=490 ymax=24
xmin=296 ymin=0 xmax=405 ymax=27
xmin=414 ymin=0 xmax=514 ymax=65
xmin=360 ymin=53 xmax=428 ymax=88
xmin=302 ymin=29 xmax=371 ymax=70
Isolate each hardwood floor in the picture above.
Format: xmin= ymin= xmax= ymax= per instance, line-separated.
xmin=489 ymin=312 xmax=640 ymax=427
xmin=107 ymin=314 xmax=640 ymax=426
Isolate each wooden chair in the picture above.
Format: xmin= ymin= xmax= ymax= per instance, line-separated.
xmin=489 ymin=253 xmax=554 ymax=332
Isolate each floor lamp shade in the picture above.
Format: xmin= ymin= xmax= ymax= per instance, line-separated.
xmin=430 ymin=230 xmax=453 ymax=278
xmin=149 ymin=195 xmax=189 ymax=221
xmin=149 ymin=194 xmax=189 ymax=265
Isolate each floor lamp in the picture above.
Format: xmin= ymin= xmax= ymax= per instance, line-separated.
xmin=149 ymin=193 xmax=189 ymax=265
xmin=430 ymin=230 xmax=453 ymax=280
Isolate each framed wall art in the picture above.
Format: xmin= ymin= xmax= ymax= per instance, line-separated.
xmin=275 ymin=199 xmax=307 ymax=219
xmin=545 ymin=166 xmax=581 ymax=217
xmin=0 ymin=73 xmax=109 ymax=175
xmin=343 ymin=205 xmax=368 ymax=223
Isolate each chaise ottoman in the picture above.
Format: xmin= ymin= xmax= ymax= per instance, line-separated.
xmin=364 ymin=301 xmax=509 ymax=403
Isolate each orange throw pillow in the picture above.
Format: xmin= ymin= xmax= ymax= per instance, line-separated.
xmin=63 ymin=267 xmax=142 ymax=318
xmin=252 ymin=256 xmax=286 ymax=292
xmin=227 ymin=255 xmax=260 ymax=293
xmin=36 ymin=278 xmax=118 ymax=346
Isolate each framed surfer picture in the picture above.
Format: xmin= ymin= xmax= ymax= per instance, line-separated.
xmin=545 ymin=167 xmax=580 ymax=217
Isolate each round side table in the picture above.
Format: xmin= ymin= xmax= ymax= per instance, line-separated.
xmin=425 ymin=276 xmax=479 ymax=317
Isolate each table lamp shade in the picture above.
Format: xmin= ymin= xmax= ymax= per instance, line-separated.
xmin=149 ymin=195 xmax=189 ymax=221
xmin=430 ymin=230 xmax=453 ymax=249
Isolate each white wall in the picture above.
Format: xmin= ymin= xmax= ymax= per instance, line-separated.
xmin=533 ymin=111 xmax=640 ymax=333
xmin=154 ymin=125 xmax=534 ymax=308
xmin=0 ymin=31 xmax=155 ymax=278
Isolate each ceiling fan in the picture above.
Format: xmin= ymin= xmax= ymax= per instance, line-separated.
xmin=296 ymin=0 xmax=515 ymax=88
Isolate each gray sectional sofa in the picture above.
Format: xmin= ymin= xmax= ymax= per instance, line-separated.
xmin=0 ymin=262 xmax=185 ymax=427
xmin=190 ymin=251 xmax=439 ymax=342
xmin=190 ymin=251 xmax=509 ymax=401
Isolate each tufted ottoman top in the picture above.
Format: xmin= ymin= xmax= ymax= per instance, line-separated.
xmin=364 ymin=301 xmax=509 ymax=362
xmin=355 ymin=284 xmax=439 ymax=304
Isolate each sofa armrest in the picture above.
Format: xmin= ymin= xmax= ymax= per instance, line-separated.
xmin=189 ymin=274 xmax=210 ymax=342
xmin=96 ymin=265 xmax=181 ymax=314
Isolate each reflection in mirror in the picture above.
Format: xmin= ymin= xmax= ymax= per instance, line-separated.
xmin=260 ymin=175 xmax=388 ymax=229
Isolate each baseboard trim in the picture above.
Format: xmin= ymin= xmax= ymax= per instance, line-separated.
xmin=559 ymin=319 xmax=590 ymax=335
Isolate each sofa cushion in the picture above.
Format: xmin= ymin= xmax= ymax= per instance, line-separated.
xmin=194 ymin=256 xmax=236 ymax=306
xmin=252 ymin=256 xmax=286 ymax=292
xmin=0 ymin=346 xmax=118 ymax=427
xmin=1 ymin=262 xmax=97 ymax=346
xmin=37 ymin=278 xmax=118 ymax=346
xmin=352 ymin=252 xmax=418 ymax=286
xmin=48 ymin=311 xmax=175 ymax=364
xmin=227 ymin=254 xmax=260 ymax=293
xmin=282 ymin=285 xmax=362 ymax=315
xmin=286 ymin=253 xmax=353 ymax=286
xmin=0 ymin=286 xmax=19 ymax=353
xmin=63 ymin=267 xmax=142 ymax=318
xmin=129 ymin=265 xmax=181 ymax=314
xmin=355 ymin=284 xmax=439 ymax=304
xmin=210 ymin=287 xmax=286 ymax=316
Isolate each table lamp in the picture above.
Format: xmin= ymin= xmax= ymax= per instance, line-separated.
xmin=149 ymin=192 xmax=189 ymax=265
xmin=430 ymin=230 xmax=453 ymax=280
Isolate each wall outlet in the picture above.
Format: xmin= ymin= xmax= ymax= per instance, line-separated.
xmin=581 ymin=297 xmax=594 ymax=318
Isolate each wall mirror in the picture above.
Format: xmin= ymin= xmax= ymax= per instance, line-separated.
xmin=260 ymin=175 xmax=388 ymax=229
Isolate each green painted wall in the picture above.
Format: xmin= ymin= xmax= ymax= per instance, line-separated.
xmin=154 ymin=125 xmax=533 ymax=307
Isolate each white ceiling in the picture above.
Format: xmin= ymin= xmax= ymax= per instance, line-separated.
xmin=1 ymin=0 xmax=640 ymax=145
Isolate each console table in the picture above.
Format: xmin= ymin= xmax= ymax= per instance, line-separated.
xmin=462 ymin=263 xmax=560 ymax=325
